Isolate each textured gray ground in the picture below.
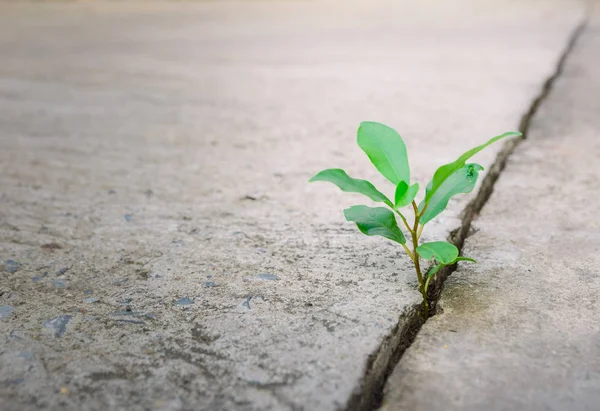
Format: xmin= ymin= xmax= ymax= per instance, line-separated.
xmin=383 ymin=5 xmax=600 ymax=411
xmin=0 ymin=1 xmax=585 ymax=410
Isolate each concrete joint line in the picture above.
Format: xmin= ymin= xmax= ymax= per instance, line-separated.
xmin=343 ymin=15 xmax=589 ymax=411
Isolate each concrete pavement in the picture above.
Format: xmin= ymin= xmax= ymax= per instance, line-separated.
xmin=382 ymin=5 xmax=600 ymax=411
xmin=0 ymin=1 xmax=586 ymax=410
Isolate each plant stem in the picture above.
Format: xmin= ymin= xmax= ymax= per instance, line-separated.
xmin=395 ymin=209 xmax=412 ymax=233
xmin=401 ymin=244 xmax=414 ymax=261
xmin=411 ymin=201 xmax=428 ymax=318
xmin=417 ymin=224 xmax=424 ymax=241
xmin=424 ymin=272 xmax=433 ymax=296
xmin=418 ymin=201 xmax=429 ymax=218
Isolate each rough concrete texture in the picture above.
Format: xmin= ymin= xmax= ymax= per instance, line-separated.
xmin=383 ymin=6 xmax=600 ymax=411
xmin=0 ymin=1 xmax=585 ymax=410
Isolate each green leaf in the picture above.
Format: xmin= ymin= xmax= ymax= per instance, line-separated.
xmin=344 ymin=205 xmax=406 ymax=244
xmin=423 ymin=253 xmax=476 ymax=294
xmin=426 ymin=256 xmax=476 ymax=278
xmin=395 ymin=182 xmax=419 ymax=209
xmin=427 ymin=263 xmax=444 ymax=278
xmin=454 ymin=256 xmax=477 ymax=263
xmin=357 ymin=122 xmax=410 ymax=185
xmin=419 ymin=163 xmax=483 ymax=224
xmin=424 ymin=254 xmax=477 ymax=293
xmin=309 ymin=168 xmax=393 ymax=206
xmin=417 ymin=241 xmax=458 ymax=264
xmin=424 ymin=131 xmax=521 ymax=204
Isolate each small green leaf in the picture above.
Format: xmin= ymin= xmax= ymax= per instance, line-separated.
xmin=357 ymin=122 xmax=410 ymax=185
xmin=427 ymin=263 xmax=444 ymax=278
xmin=417 ymin=241 xmax=458 ymax=264
xmin=394 ymin=181 xmax=408 ymax=204
xmin=426 ymin=256 xmax=475 ymax=278
xmin=424 ymin=131 xmax=520 ymax=204
xmin=309 ymin=168 xmax=392 ymax=206
xmin=344 ymin=205 xmax=406 ymax=244
xmin=395 ymin=182 xmax=419 ymax=209
xmin=419 ymin=163 xmax=483 ymax=224
xmin=454 ymin=256 xmax=477 ymax=263
xmin=424 ymin=254 xmax=477 ymax=293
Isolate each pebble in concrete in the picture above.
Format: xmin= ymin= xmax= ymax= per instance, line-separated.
xmin=256 ymin=274 xmax=278 ymax=281
xmin=43 ymin=315 xmax=72 ymax=337
xmin=175 ymin=297 xmax=194 ymax=306
xmin=0 ymin=306 xmax=14 ymax=319
xmin=52 ymin=279 xmax=67 ymax=288
xmin=4 ymin=260 xmax=19 ymax=273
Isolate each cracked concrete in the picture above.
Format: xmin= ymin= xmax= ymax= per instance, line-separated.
xmin=382 ymin=4 xmax=600 ymax=410
xmin=0 ymin=1 xmax=587 ymax=410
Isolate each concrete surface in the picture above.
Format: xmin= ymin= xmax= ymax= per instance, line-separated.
xmin=382 ymin=6 xmax=600 ymax=411
xmin=0 ymin=1 xmax=585 ymax=410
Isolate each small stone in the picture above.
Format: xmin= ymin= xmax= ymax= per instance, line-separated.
xmin=115 ymin=319 xmax=145 ymax=325
xmin=145 ymin=313 xmax=157 ymax=319
xmin=175 ymin=297 xmax=194 ymax=306
xmin=0 ymin=306 xmax=14 ymax=319
xmin=16 ymin=352 xmax=33 ymax=359
xmin=43 ymin=315 xmax=72 ymax=337
xmin=56 ymin=267 xmax=69 ymax=276
xmin=4 ymin=260 xmax=19 ymax=273
xmin=241 ymin=296 xmax=252 ymax=310
xmin=32 ymin=272 xmax=48 ymax=283
xmin=59 ymin=387 xmax=70 ymax=395
xmin=83 ymin=297 xmax=99 ymax=304
xmin=111 ymin=310 xmax=141 ymax=316
xmin=256 ymin=248 xmax=267 ymax=254
xmin=204 ymin=281 xmax=217 ymax=288
xmin=7 ymin=378 xmax=24 ymax=385
xmin=123 ymin=214 xmax=133 ymax=222
xmin=117 ymin=298 xmax=132 ymax=305
xmin=257 ymin=274 xmax=279 ymax=281
xmin=84 ymin=289 xmax=93 ymax=295
xmin=111 ymin=278 xmax=128 ymax=286
xmin=52 ymin=279 xmax=67 ymax=288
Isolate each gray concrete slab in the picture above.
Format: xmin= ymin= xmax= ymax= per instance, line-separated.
xmin=382 ymin=6 xmax=600 ymax=411
xmin=0 ymin=1 xmax=584 ymax=410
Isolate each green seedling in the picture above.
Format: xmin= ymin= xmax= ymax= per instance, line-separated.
xmin=309 ymin=122 xmax=520 ymax=317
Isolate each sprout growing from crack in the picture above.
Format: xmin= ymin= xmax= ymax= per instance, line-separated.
xmin=309 ymin=122 xmax=520 ymax=317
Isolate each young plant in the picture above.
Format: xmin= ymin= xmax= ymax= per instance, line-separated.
xmin=309 ymin=122 xmax=520 ymax=317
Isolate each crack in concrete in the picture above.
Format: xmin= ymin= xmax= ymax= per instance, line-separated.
xmin=343 ymin=15 xmax=589 ymax=411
